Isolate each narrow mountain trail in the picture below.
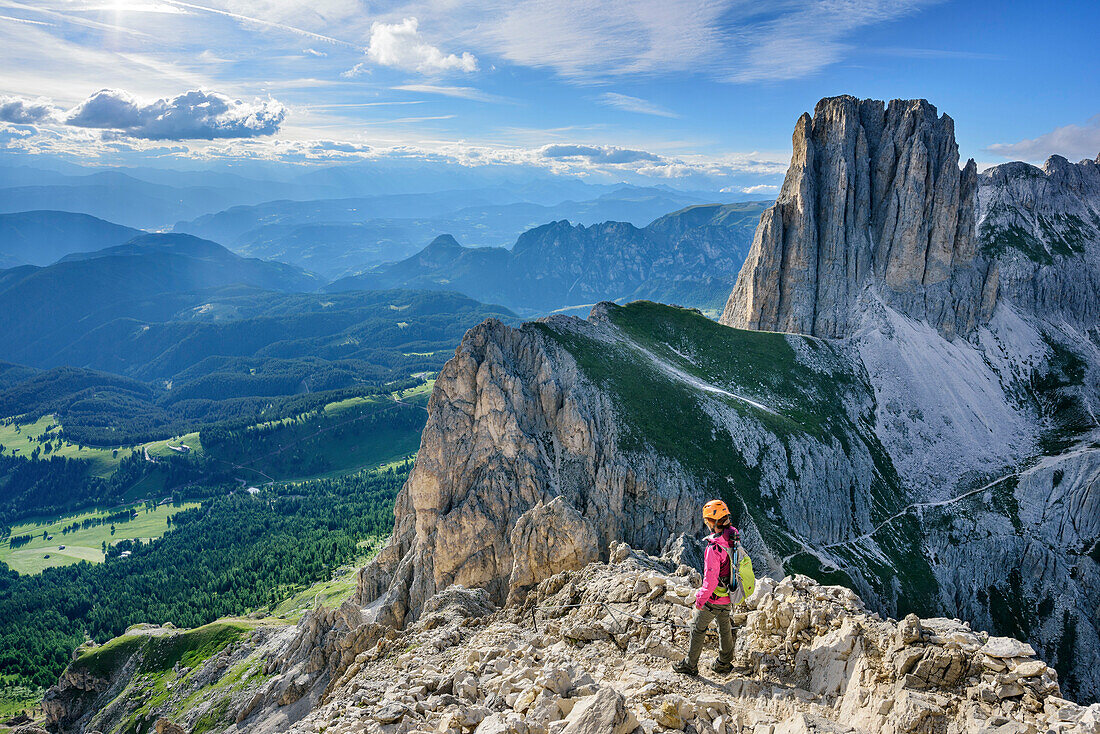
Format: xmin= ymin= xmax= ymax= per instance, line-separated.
xmin=780 ymin=470 xmax=1019 ymax=568
xmin=630 ymin=339 xmax=780 ymax=415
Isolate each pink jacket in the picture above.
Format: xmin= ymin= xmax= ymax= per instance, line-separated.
xmin=695 ymin=527 xmax=737 ymax=609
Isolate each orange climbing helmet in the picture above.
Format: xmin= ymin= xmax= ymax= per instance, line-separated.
xmin=702 ymin=499 xmax=730 ymax=524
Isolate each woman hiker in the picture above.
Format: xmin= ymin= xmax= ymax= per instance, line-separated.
xmin=673 ymin=499 xmax=751 ymax=676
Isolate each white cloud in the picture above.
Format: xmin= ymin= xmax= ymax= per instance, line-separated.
xmin=303 ymin=47 xmax=327 ymax=57
xmin=0 ymin=95 xmax=59 ymax=123
xmin=597 ymin=92 xmax=678 ymax=118
xmin=987 ymin=114 xmax=1100 ymax=162
xmin=738 ymin=183 xmax=779 ymax=195
xmin=366 ymin=17 xmax=477 ymax=74
xmin=540 ymin=143 xmax=660 ymax=164
xmin=66 ymin=88 xmax=286 ymax=139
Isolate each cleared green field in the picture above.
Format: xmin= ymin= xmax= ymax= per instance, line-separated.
xmin=0 ymin=415 xmax=202 ymax=479
xmin=0 ymin=415 xmax=135 ymax=478
xmin=393 ymin=378 xmax=435 ymax=405
xmin=1 ymin=502 xmax=200 ymax=575
xmin=0 ymin=678 xmax=40 ymax=725
xmin=143 ymin=431 xmax=203 ymax=460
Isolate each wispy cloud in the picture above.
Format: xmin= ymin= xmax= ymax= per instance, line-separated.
xmin=392 ymin=84 xmax=511 ymax=104
xmin=866 ymin=46 xmax=1003 ymax=60
xmin=0 ymin=13 xmax=52 ymax=26
xmin=597 ymin=92 xmax=678 ymax=118
xmin=987 ymin=114 xmax=1100 ymax=162
xmin=356 ymin=114 xmax=456 ymax=126
xmin=726 ymin=0 xmax=944 ymax=83
xmin=483 ymin=0 xmax=726 ymax=79
xmin=433 ymin=0 xmax=944 ymax=84
xmin=156 ymin=0 xmax=358 ymax=48
xmin=0 ymin=0 xmax=153 ymax=37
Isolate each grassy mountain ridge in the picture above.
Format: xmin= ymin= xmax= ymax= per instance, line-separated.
xmin=535 ymin=302 xmax=936 ymax=610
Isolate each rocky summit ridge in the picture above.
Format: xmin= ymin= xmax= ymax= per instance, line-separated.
xmin=40 ymin=542 xmax=1100 ymax=734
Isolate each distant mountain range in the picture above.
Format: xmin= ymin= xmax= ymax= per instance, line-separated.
xmin=0 ymin=231 xmax=514 ymax=444
xmin=0 ymin=210 xmax=141 ymax=266
xmin=0 ymin=197 xmax=768 ymax=318
xmin=176 ymin=186 xmax=743 ymax=279
xmin=327 ymin=201 xmax=769 ymax=315
xmin=0 ymin=232 xmax=322 ymax=367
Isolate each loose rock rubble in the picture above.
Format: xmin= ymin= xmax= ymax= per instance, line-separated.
xmin=266 ymin=542 xmax=1099 ymax=734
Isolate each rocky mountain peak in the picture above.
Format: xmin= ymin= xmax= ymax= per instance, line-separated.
xmin=721 ymin=95 xmax=997 ymax=339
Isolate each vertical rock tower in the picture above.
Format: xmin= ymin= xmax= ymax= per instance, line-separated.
xmin=721 ymin=95 xmax=998 ymax=338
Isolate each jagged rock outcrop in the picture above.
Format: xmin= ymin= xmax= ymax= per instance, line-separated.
xmin=979 ymin=154 xmax=1100 ymax=327
xmin=721 ymin=95 xmax=997 ymax=339
xmin=285 ymin=545 xmax=1100 ymax=733
xmin=357 ymin=310 xmax=703 ymax=628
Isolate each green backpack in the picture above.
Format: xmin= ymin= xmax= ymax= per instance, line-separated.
xmin=712 ymin=535 xmax=756 ymax=604
xmin=735 ymin=542 xmax=755 ymax=602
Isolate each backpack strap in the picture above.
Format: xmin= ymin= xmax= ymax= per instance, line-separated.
xmin=709 ymin=534 xmax=735 ymax=600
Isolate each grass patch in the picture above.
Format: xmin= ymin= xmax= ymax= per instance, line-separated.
xmin=1 ymin=502 xmax=199 ymax=575
xmin=266 ymin=538 xmax=385 ymax=620
xmin=980 ymin=209 xmax=1090 ymax=264
xmin=1031 ymin=336 xmax=1093 ymax=455
xmin=73 ymin=634 xmax=147 ymax=679
xmin=0 ymin=415 xmax=134 ymax=478
xmin=73 ymin=621 xmax=254 ymax=680
xmin=138 ymin=622 xmax=252 ymax=673
xmin=392 ymin=379 xmax=435 ymax=406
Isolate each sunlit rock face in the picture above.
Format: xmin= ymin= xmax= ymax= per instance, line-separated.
xmin=722 ymin=95 xmax=996 ymax=340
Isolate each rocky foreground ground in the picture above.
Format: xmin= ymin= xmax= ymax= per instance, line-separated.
xmin=199 ymin=541 xmax=1097 ymax=734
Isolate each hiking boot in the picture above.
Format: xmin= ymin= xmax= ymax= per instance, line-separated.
xmin=672 ymin=659 xmax=698 ymax=676
xmin=710 ymin=659 xmax=733 ymax=674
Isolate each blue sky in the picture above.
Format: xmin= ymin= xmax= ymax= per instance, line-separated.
xmin=0 ymin=0 xmax=1097 ymax=192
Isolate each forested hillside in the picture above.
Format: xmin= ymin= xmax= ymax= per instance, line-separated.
xmin=0 ymin=465 xmax=406 ymax=689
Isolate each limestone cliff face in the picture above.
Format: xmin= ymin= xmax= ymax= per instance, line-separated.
xmin=979 ymin=154 xmax=1100 ymax=327
xmin=357 ymin=313 xmax=703 ymax=627
xmin=721 ymin=95 xmax=996 ymax=339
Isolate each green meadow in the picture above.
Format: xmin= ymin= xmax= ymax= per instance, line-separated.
xmin=1 ymin=502 xmax=200 ymax=575
xmin=0 ymin=414 xmax=203 ymax=479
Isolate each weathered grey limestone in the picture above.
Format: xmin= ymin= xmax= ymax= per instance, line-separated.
xmin=722 ymin=95 xmax=997 ymax=339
